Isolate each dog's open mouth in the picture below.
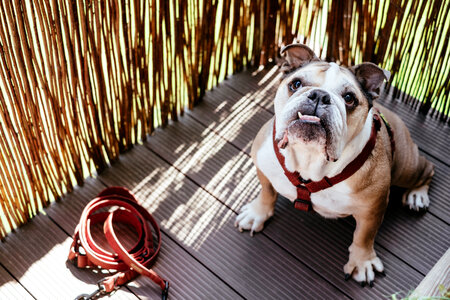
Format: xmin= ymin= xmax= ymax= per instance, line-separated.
xmin=278 ymin=112 xmax=326 ymax=149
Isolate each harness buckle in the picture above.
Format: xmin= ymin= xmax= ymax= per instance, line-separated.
xmin=296 ymin=185 xmax=311 ymax=200
xmin=299 ymin=177 xmax=311 ymax=184
xmin=373 ymin=114 xmax=382 ymax=131
xmin=294 ymin=199 xmax=312 ymax=211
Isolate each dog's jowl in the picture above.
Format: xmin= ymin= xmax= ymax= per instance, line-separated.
xmin=235 ymin=43 xmax=434 ymax=286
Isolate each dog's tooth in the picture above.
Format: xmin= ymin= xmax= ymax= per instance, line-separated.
xmin=278 ymin=131 xmax=289 ymax=149
xmin=298 ymin=111 xmax=302 ymax=119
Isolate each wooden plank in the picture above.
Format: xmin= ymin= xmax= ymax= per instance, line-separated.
xmin=46 ymin=178 xmax=242 ymax=300
xmin=45 ymin=177 xmax=107 ymax=236
xmin=412 ymin=248 xmax=450 ymax=298
xmin=189 ymin=82 xmax=274 ymax=153
xmin=131 ymin=234 xmax=242 ymax=300
xmin=145 ymin=115 xmax=260 ymax=212
xmin=146 ymin=112 xmax=426 ymax=298
xmin=0 ymin=264 xmax=33 ymax=299
xmin=0 ymin=214 xmax=137 ymax=300
xmin=221 ymin=66 xmax=279 ymax=114
xmin=98 ymin=144 xmax=349 ymax=299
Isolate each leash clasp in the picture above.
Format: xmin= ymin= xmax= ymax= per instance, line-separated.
xmin=162 ymin=280 xmax=170 ymax=300
xmin=74 ymin=280 xmax=107 ymax=300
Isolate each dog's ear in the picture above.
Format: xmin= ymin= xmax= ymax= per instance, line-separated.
xmin=350 ymin=62 xmax=390 ymax=100
xmin=280 ymin=44 xmax=319 ymax=74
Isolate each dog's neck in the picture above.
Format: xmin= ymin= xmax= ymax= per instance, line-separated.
xmin=282 ymin=109 xmax=374 ymax=182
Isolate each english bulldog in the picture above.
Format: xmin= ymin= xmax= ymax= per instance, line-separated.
xmin=235 ymin=43 xmax=434 ymax=286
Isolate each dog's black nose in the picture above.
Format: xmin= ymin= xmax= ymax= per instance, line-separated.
xmin=308 ymin=90 xmax=331 ymax=105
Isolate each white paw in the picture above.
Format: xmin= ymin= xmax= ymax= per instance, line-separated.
xmin=402 ymin=185 xmax=430 ymax=211
xmin=234 ymin=201 xmax=274 ymax=236
xmin=344 ymin=245 xmax=384 ymax=286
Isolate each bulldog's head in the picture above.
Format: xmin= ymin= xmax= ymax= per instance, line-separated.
xmin=274 ymin=43 xmax=390 ymax=162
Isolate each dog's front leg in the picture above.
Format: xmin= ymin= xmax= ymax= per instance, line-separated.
xmin=344 ymin=204 xmax=387 ymax=286
xmin=235 ymin=168 xmax=277 ymax=236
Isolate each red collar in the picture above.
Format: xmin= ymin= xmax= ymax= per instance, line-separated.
xmin=272 ymin=114 xmax=382 ymax=211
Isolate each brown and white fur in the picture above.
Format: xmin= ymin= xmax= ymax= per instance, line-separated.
xmin=235 ymin=44 xmax=434 ymax=286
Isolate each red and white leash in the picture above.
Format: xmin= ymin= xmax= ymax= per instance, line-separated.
xmin=68 ymin=187 xmax=169 ymax=299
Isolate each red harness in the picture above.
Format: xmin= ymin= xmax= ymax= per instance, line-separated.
xmin=272 ymin=113 xmax=390 ymax=212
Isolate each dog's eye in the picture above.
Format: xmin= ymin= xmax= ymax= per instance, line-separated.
xmin=288 ymin=79 xmax=302 ymax=92
xmin=342 ymin=92 xmax=357 ymax=106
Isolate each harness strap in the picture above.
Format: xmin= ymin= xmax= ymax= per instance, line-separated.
xmin=378 ymin=110 xmax=395 ymax=158
xmin=273 ymin=113 xmax=383 ymax=212
xmin=68 ymin=187 xmax=169 ymax=299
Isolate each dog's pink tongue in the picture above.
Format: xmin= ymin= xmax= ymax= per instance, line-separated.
xmin=278 ymin=131 xmax=289 ymax=149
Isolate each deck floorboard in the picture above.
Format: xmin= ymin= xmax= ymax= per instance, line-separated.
xmin=0 ymin=66 xmax=448 ymax=300
xmin=0 ymin=264 xmax=33 ymax=299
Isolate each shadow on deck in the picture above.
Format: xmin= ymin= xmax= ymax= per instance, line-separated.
xmin=0 ymin=66 xmax=449 ymax=300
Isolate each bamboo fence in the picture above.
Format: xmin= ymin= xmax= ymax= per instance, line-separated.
xmin=0 ymin=0 xmax=448 ymax=238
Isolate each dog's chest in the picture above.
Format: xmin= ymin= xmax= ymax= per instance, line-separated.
xmin=310 ymin=184 xmax=354 ymax=218
xmin=256 ymin=137 xmax=354 ymax=218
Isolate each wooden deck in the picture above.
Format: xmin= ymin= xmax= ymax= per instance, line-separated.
xmin=0 ymin=66 xmax=449 ymax=299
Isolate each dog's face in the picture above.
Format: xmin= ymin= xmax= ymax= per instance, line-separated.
xmin=274 ymin=44 xmax=390 ymax=162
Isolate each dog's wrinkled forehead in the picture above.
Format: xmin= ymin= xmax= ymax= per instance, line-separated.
xmin=284 ymin=61 xmax=359 ymax=92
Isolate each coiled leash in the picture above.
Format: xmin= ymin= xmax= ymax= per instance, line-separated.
xmin=68 ymin=187 xmax=169 ymax=299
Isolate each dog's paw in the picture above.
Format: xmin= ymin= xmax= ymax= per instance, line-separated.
xmin=344 ymin=245 xmax=384 ymax=287
xmin=402 ymin=185 xmax=430 ymax=211
xmin=234 ymin=201 xmax=274 ymax=236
